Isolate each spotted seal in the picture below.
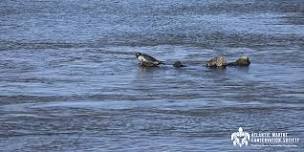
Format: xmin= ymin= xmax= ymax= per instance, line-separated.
xmin=206 ymin=56 xmax=227 ymax=68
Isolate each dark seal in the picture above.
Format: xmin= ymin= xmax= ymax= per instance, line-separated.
xmin=173 ymin=61 xmax=186 ymax=68
xmin=135 ymin=52 xmax=164 ymax=67
xmin=227 ymin=56 xmax=251 ymax=66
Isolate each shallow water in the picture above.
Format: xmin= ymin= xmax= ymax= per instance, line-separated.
xmin=0 ymin=0 xmax=304 ymax=151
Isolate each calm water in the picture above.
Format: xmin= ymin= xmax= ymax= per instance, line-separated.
xmin=0 ymin=0 xmax=304 ymax=151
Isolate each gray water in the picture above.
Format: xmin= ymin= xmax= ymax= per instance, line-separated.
xmin=0 ymin=0 xmax=304 ymax=151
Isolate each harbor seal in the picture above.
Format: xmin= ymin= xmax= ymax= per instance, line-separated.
xmin=206 ymin=56 xmax=227 ymax=68
xmin=227 ymin=56 xmax=251 ymax=66
xmin=173 ymin=61 xmax=186 ymax=68
xmin=135 ymin=52 xmax=164 ymax=67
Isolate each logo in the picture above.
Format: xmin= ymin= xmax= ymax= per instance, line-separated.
xmin=231 ymin=127 xmax=300 ymax=147
xmin=231 ymin=127 xmax=250 ymax=147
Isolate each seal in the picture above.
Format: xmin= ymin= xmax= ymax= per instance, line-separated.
xmin=135 ymin=52 xmax=164 ymax=67
xmin=206 ymin=56 xmax=227 ymax=68
xmin=173 ymin=61 xmax=186 ymax=68
xmin=227 ymin=56 xmax=251 ymax=66
xmin=235 ymin=56 xmax=251 ymax=66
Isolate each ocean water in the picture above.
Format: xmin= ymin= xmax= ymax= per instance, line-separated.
xmin=0 ymin=0 xmax=304 ymax=151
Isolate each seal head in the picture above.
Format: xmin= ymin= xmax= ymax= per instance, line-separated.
xmin=173 ymin=61 xmax=186 ymax=68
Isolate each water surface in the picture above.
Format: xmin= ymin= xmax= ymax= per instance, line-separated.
xmin=0 ymin=0 xmax=304 ymax=151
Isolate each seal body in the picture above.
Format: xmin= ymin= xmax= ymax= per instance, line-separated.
xmin=235 ymin=56 xmax=250 ymax=66
xmin=135 ymin=52 xmax=164 ymax=67
xmin=227 ymin=56 xmax=251 ymax=66
xmin=207 ymin=56 xmax=227 ymax=68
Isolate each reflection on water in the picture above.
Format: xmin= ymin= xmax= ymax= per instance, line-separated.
xmin=0 ymin=0 xmax=304 ymax=151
